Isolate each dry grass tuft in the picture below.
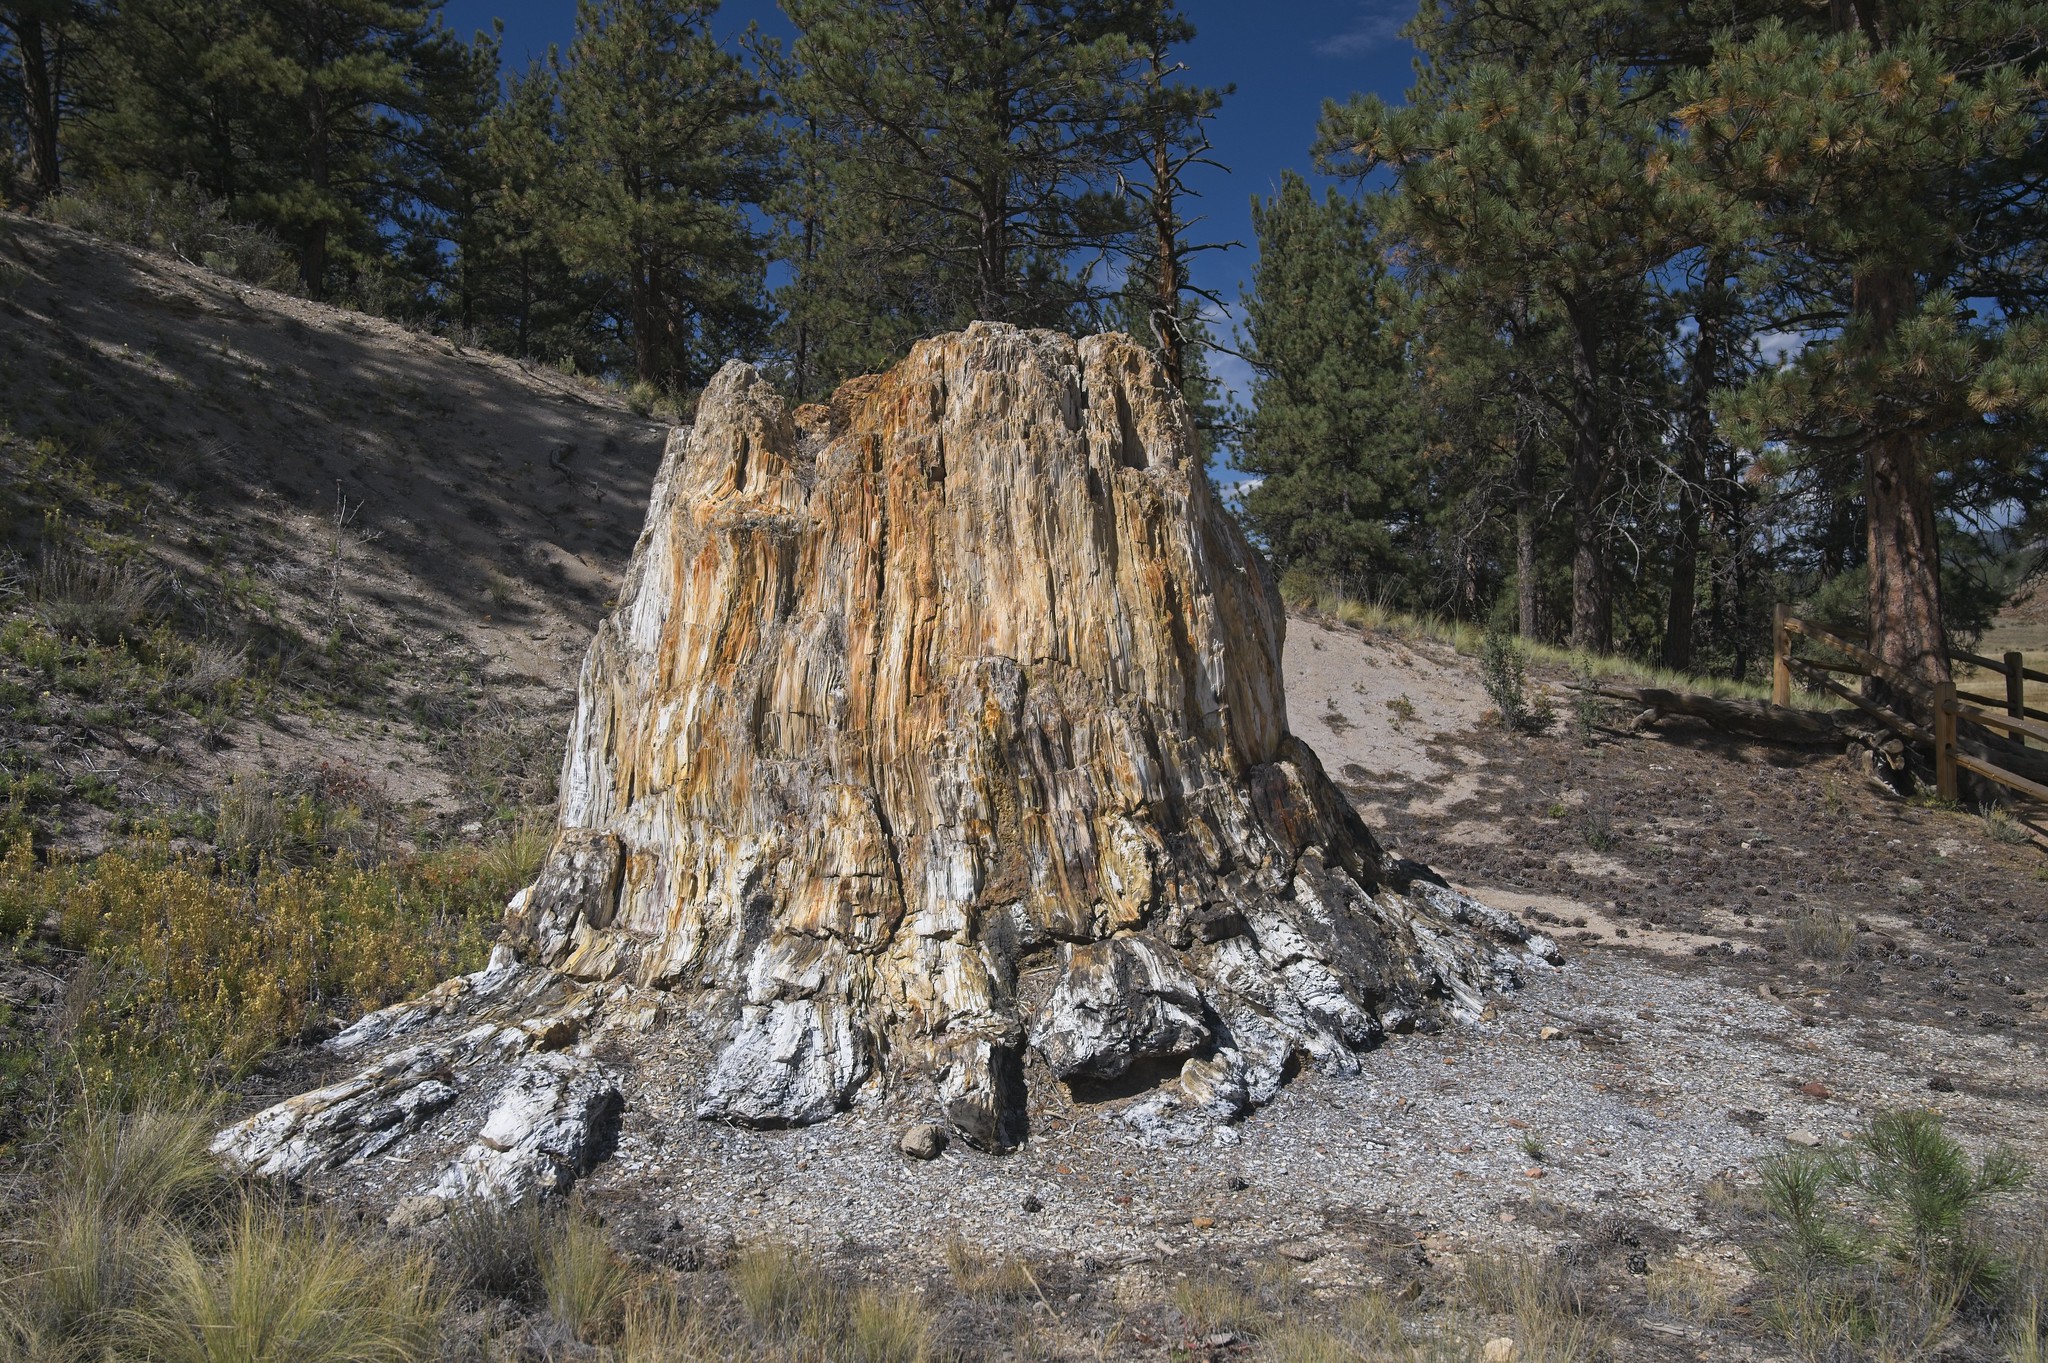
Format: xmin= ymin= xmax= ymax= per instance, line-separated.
xmin=1782 ymin=905 xmax=1858 ymax=961
xmin=617 ymin=1289 xmax=731 ymax=1362
xmin=943 ymin=1236 xmax=1038 ymax=1302
xmin=539 ymin=1210 xmax=633 ymax=1343
xmin=1645 ymin=1257 xmax=1728 ymax=1325
xmin=1259 ymin=1320 xmax=1353 ymax=1363
xmin=848 ymin=1284 xmax=938 ymax=1363
xmin=440 ymin=1195 xmax=547 ymax=1301
xmin=1460 ymin=1250 xmax=1602 ymax=1363
xmin=28 ymin=550 xmax=163 ymax=645
xmin=135 ymin=1198 xmax=440 ymax=1363
xmin=732 ymin=1241 xmax=830 ymax=1336
xmin=1172 ymin=1273 xmax=1268 ymax=1338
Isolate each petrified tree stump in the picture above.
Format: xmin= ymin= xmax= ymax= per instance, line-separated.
xmin=216 ymin=325 xmax=1554 ymax=1201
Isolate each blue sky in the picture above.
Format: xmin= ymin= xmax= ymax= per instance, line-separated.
xmin=439 ymin=0 xmax=1425 ymax=414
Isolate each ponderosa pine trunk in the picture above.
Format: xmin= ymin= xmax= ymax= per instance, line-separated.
xmin=1146 ymin=51 xmax=1185 ymax=393
xmin=10 ymin=12 xmax=61 ymax=200
xmin=1663 ymin=269 xmax=1723 ymax=673
xmin=977 ymin=186 xmax=1008 ymax=322
xmin=1566 ymin=299 xmax=1612 ymax=655
xmin=1514 ymin=419 xmax=1539 ymax=641
xmin=1856 ymin=263 xmax=1951 ymax=697
xmin=1150 ymin=146 xmax=1184 ymax=390
xmin=1509 ymin=294 xmax=1539 ymax=640
xmin=631 ymin=262 xmax=660 ymax=387
xmin=300 ymin=67 xmax=330 ymax=299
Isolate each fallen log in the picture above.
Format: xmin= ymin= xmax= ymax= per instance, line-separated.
xmin=1575 ymin=684 xmax=1851 ymax=746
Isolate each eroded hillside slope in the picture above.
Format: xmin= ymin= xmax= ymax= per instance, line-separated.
xmin=0 ymin=213 xmax=669 ymax=846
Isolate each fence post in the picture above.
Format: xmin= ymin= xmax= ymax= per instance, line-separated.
xmin=2007 ymin=650 xmax=2025 ymax=721
xmin=1934 ymin=680 xmax=1958 ymax=802
xmin=1772 ymin=603 xmax=1791 ymax=707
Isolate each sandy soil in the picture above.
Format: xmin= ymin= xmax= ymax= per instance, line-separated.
xmin=0 ymin=212 xmax=669 ymax=828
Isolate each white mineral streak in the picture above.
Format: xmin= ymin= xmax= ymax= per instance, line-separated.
xmin=215 ymin=324 xmax=1558 ymax=1200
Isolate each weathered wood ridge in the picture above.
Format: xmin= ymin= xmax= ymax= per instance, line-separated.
xmin=215 ymin=325 xmax=1554 ymax=1202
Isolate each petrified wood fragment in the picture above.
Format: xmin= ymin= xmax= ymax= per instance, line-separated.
xmin=216 ymin=324 xmax=1554 ymax=1200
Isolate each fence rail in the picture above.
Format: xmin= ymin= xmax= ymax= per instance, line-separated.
xmin=1770 ymin=606 xmax=2044 ymax=839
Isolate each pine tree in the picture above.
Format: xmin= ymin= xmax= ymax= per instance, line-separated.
xmin=226 ymin=0 xmax=432 ymax=297
xmin=78 ymin=0 xmax=440 ymax=298
xmin=1673 ymin=1 xmax=2048 ymax=692
xmin=72 ymin=0 xmax=259 ymax=206
xmin=540 ymin=0 xmax=778 ymax=391
xmin=1119 ymin=0 xmax=1227 ymax=396
xmin=1 ymin=0 xmax=90 ymax=202
xmin=1318 ymin=20 xmax=1695 ymax=653
xmin=464 ymin=60 xmax=603 ymax=370
xmin=1234 ymin=175 xmax=1424 ymax=598
xmin=390 ymin=15 xmax=503 ymax=331
xmin=775 ymin=0 xmax=1162 ymax=387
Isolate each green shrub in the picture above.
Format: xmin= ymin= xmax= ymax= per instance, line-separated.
xmin=1752 ymin=1110 xmax=2031 ymax=1361
xmin=1480 ymin=624 xmax=1548 ymax=734
xmin=42 ymin=180 xmax=298 ymax=292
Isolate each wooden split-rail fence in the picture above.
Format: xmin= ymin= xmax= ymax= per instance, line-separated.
xmin=1771 ymin=604 xmax=2048 ymax=812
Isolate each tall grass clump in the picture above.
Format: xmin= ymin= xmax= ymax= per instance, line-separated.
xmin=0 ymin=1103 xmax=219 ymax=1357
xmin=733 ymin=1241 xmax=831 ymax=1337
xmin=1461 ymin=1250 xmax=1601 ymax=1362
xmin=2007 ymin=1222 xmax=2048 ymax=1363
xmin=135 ymin=1199 xmax=440 ymax=1363
xmin=440 ymin=1196 xmax=548 ymax=1301
xmin=27 ymin=550 xmax=163 ymax=646
xmin=847 ymin=1285 xmax=938 ymax=1363
xmin=539 ymin=1210 xmax=633 ymax=1343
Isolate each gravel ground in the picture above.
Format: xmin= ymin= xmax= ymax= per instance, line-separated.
xmin=572 ymin=943 xmax=2044 ymax=1279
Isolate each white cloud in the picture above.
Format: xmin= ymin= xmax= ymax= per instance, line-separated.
xmin=1756 ymin=329 xmax=1807 ymax=368
xmin=1315 ymin=2 xmax=1409 ymax=57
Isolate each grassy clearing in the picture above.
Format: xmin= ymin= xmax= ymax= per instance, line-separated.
xmin=1278 ymin=570 xmax=1818 ymax=708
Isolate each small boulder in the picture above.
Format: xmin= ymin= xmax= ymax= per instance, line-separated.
xmin=1785 ymin=1128 xmax=1822 ymax=1149
xmin=386 ymin=1194 xmax=449 ymax=1231
xmin=1482 ymin=1338 xmax=1518 ymax=1363
xmin=899 ymin=1122 xmax=947 ymax=1160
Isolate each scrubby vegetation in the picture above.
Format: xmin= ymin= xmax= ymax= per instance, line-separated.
xmin=0 ymin=794 xmax=543 ymax=1152
xmin=4 ymin=1090 xmax=2037 ymax=1363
